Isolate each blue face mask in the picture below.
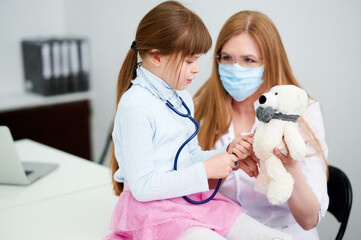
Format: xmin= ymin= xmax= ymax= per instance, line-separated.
xmin=218 ymin=64 xmax=264 ymax=102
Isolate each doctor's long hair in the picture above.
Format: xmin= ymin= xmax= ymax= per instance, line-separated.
xmin=194 ymin=11 xmax=328 ymax=175
xmin=110 ymin=1 xmax=212 ymax=196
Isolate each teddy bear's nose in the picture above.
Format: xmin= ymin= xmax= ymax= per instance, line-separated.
xmin=259 ymin=95 xmax=267 ymax=104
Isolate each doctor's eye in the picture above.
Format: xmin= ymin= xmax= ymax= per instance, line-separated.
xmin=223 ymin=55 xmax=232 ymax=60
xmin=217 ymin=53 xmax=235 ymax=64
xmin=244 ymin=57 xmax=256 ymax=63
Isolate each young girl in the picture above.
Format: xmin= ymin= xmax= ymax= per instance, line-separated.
xmin=104 ymin=2 xmax=291 ymax=240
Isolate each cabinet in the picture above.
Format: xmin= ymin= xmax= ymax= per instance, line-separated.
xmin=0 ymin=92 xmax=92 ymax=160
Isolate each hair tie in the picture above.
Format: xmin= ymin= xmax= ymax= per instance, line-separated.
xmin=130 ymin=41 xmax=138 ymax=52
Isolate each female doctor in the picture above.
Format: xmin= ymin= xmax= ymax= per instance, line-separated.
xmin=193 ymin=10 xmax=329 ymax=240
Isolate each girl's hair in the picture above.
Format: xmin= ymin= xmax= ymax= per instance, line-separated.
xmin=110 ymin=1 xmax=212 ymax=196
xmin=194 ymin=11 xmax=328 ymax=176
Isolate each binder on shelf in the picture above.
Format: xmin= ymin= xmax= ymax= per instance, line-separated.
xmin=22 ymin=40 xmax=52 ymax=96
xmin=79 ymin=39 xmax=90 ymax=92
xmin=69 ymin=39 xmax=80 ymax=93
xmin=21 ymin=38 xmax=90 ymax=96
xmin=59 ymin=40 xmax=70 ymax=94
xmin=50 ymin=39 xmax=61 ymax=95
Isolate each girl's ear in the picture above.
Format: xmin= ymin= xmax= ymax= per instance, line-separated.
xmin=149 ymin=49 xmax=161 ymax=67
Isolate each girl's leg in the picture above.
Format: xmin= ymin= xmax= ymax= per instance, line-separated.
xmin=224 ymin=213 xmax=292 ymax=240
xmin=176 ymin=226 xmax=226 ymax=240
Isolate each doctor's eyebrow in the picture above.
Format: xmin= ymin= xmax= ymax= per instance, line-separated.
xmin=219 ymin=51 xmax=233 ymax=55
xmin=220 ymin=52 xmax=259 ymax=59
xmin=240 ymin=54 xmax=260 ymax=59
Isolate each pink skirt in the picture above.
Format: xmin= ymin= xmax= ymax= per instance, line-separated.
xmin=103 ymin=186 xmax=245 ymax=240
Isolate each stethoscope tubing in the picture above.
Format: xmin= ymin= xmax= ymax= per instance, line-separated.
xmin=167 ymin=98 xmax=223 ymax=204
xmin=138 ymin=64 xmax=222 ymax=204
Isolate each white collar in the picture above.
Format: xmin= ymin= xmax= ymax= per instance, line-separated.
xmin=132 ymin=66 xmax=182 ymax=108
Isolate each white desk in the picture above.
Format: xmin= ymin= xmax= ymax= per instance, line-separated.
xmin=0 ymin=140 xmax=118 ymax=240
xmin=0 ymin=185 xmax=117 ymax=240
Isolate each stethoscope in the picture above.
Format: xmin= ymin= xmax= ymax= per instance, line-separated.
xmin=137 ymin=63 xmax=223 ymax=204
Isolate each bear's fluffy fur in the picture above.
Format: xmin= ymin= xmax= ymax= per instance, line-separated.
xmin=253 ymin=85 xmax=308 ymax=205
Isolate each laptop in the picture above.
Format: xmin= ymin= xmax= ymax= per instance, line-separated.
xmin=0 ymin=126 xmax=59 ymax=185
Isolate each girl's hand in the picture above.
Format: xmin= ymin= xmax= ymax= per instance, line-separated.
xmin=227 ymin=132 xmax=254 ymax=160
xmin=203 ymin=153 xmax=238 ymax=179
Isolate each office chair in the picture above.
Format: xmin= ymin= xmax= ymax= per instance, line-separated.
xmin=327 ymin=165 xmax=353 ymax=240
xmin=99 ymin=126 xmax=113 ymax=165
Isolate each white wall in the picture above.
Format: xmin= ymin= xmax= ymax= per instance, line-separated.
xmin=1 ymin=0 xmax=360 ymax=239
xmin=0 ymin=0 xmax=66 ymax=94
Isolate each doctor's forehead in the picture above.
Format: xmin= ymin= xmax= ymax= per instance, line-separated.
xmin=221 ymin=32 xmax=261 ymax=57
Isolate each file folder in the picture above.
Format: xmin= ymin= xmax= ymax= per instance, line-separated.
xmin=22 ymin=40 xmax=52 ymax=96
xmin=79 ymin=39 xmax=90 ymax=91
xmin=60 ymin=40 xmax=70 ymax=94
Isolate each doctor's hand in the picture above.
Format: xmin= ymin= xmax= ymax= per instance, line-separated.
xmin=227 ymin=132 xmax=254 ymax=160
xmin=273 ymin=131 xmax=308 ymax=167
xmin=235 ymin=154 xmax=260 ymax=178
xmin=273 ymin=146 xmax=296 ymax=167
xmin=203 ymin=153 xmax=238 ymax=179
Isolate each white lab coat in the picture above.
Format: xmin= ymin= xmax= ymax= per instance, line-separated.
xmin=215 ymin=99 xmax=329 ymax=240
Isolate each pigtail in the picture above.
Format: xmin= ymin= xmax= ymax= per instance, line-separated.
xmin=116 ymin=48 xmax=138 ymax=104
xmin=110 ymin=47 xmax=138 ymax=196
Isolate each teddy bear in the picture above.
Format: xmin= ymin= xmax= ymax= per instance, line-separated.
xmin=253 ymin=85 xmax=308 ymax=205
